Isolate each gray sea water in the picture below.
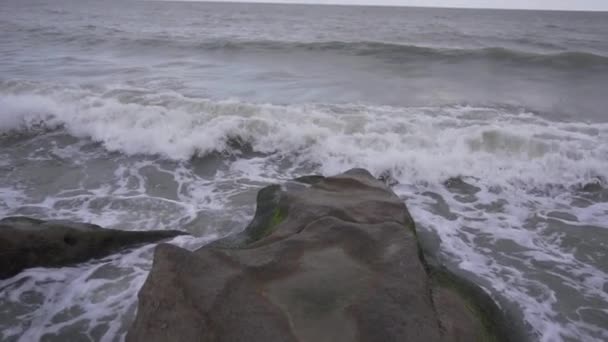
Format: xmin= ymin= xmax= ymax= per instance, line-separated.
xmin=1 ymin=1 xmax=608 ymax=341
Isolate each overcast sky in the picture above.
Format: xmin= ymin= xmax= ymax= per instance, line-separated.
xmin=191 ymin=0 xmax=608 ymax=11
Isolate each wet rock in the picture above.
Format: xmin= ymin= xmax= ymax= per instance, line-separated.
xmin=577 ymin=178 xmax=608 ymax=203
xmin=378 ymin=169 xmax=399 ymax=186
xmin=444 ymin=176 xmax=481 ymax=195
xmin=581 ymin=180 xmax=603 ymax=193
xmin=293 ymin=175 xmax=326 ymax=185
xmin=128 ymin=168 xmax=516 ymax=342
xmin=0 ymin=216 xmax=187 ymax=279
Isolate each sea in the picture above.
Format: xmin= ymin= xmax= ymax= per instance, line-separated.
xmin=1 ymin=1 xmax=607 ymax=341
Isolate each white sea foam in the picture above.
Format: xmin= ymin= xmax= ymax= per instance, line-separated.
xmin=0 ymin=85 xmax=606 ymax=189
xmin=0 ymin=234 xmax=219 ymax=342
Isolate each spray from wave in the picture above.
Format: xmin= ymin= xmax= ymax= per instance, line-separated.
xmin=1 ymin=84 xmax=606 ymax=189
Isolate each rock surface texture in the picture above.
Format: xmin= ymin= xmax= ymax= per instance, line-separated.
xmin=127 ymin=169 xmax=514 ymax=342
xmin=0 ymin=216 xmax=186 ymax=279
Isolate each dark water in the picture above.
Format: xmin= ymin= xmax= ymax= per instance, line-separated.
xmin=1 ymin=1 xmax=607 ymax=341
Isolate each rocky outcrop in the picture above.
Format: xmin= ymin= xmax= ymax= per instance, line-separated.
xmin=0 ymin=216 xmax=187 ymax=279
xmin=127 ymin=169 xmax=516 ymax=342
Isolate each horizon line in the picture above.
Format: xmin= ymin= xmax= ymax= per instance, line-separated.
xmin=148 ymin=0 xmax=608 ymax=13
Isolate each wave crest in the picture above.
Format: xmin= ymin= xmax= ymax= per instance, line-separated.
xmin=1 ymin=86 xmax=607 ymax=190
xmin=15 ymin=22 xmax=608 ymax=70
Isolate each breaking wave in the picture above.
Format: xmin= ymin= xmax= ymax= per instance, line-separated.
xmin=1 ymin=84 xmax=607 ymax=191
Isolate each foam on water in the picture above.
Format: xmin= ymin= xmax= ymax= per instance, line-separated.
xmin=0 ymin=234 xmax=218 ymax=342
xmin=1 ymin=82 xmax=606 ymax=186
xmin=1 ymin=84 xmax=608 ymax=341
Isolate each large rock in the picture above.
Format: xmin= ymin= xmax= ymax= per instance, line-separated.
xmin=0 ymin=216 xmax=187 ymax=279
xmin=127 ymin=169 xmax=517 ymax=342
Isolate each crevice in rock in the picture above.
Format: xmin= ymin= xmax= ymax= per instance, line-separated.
xmin=413 ymin=224 xmax=447 ymax=337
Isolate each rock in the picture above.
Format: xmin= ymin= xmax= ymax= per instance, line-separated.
xmin=581 ymin=179 xmax=603 ymax=193
xmin=576 ymin=178 xmax=608 ymax=203
xmin=378 ymin=169 xmax=399 ymax=186
xmin=127 ymin=168 xmax=517 ymax=342
xmin=0 ymin=216 xmax=187 ymax=279
xmin=293 ymin=175 xmax=326 ymax=185
xmin=444 ymin=176 xmax=481 ymax=195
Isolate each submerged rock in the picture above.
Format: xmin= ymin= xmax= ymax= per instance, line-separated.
xmin=444 ymin=176 xmax=481 ymax=195
xmin=0 ymin=216 xmax=187 ymax=279
xmin=128 ymin=168 xmax=516 ymax=342
xmin=581 ymin=179 xmax=604 ymax=193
